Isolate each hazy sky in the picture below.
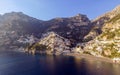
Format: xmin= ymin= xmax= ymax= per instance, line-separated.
xmin=0 ymin=0 xmax=120 ymax=20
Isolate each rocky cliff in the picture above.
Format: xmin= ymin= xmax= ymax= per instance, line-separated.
xmin=0 ymin=12 xmax=91 ymax=49
xmin=0 ymin=5 xmax=120 ymax=60
xmin=27 ymin=32 xmax=71 ymax=55
xmin=83 ymin=8 xmax=120 ymax=59
xmin=84 ymin=5 xmax=120 ymax=41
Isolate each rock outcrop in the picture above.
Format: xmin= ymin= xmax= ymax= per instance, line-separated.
xmin=45 ymin=14 xmax=91 ymax=43
xmin=27 ymin=32 xmax=71 ymax=55
xmin=0 ymin=12 xmax=91 ymax=49
xmin=84 ymin=12 xmax=120 ymax=58
xmin=92 ymin=5 xmax=120 ymax=27
xmin=84 ymin=5 xmax=120 ymax=41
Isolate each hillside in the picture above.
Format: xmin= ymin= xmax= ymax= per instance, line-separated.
xmin=0 ymin=12 xmax=91 ymax=49
xmin=26 ymin=32 xmax=71 ymax=55
xmin=85 ymin=5 xmax=120 ymax=41
xmin=84 ymin=13 xmax=120 ymax=58
xmin=0 ymin=5 xmax=120 ymax=61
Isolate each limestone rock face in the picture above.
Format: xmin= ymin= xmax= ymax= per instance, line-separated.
xmin=84 ymin=13 xmax=120 ymax=58
xmin=28 ymin=32 xmax=71 ymax=55
xmin=85 ymin=5 xmax=120 ymax=41
xmin=45 ymin=14 xmax=91 ymax=42
xmin=0 ymin=12 xmax=91 ymax=49
xmin=93 ymin=5 xmax=120 ymax=27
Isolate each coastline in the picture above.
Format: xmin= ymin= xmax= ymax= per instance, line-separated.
xmin=21 ymin=49 xmax=120 ymax=64
xmin=66 ymin=53 xmax=120 ymax=64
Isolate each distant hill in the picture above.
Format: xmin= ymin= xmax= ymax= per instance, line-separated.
xmin=0 ymin=12 xmax=91 ymax=49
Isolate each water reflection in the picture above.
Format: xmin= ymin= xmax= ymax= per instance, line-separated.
xmin=36 ymin=55 xmax=120 ymax=75
xmin=74 ymin=57 xmax=120 ymax=75
xmin=32 ymin=56 xmax=120 ymax=75
xmin=0 ymin=50 xmax=120 ymax=75
xmin=37 ymin=56 xmax=77 ymax=75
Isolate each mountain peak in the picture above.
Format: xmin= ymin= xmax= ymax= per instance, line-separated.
xmin=10 ymin=11 xmax=23 ymax=14
xmin=71 ymin=13 xmax=90 ymax=23
xmin=3 ymin=12 xmax=24 ymax=16
xmin=73 ymin=13 xmax=87 ymax=18
xmin=75 ymin=13 xmax=81 ymax=17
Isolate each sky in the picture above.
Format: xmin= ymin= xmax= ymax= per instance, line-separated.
xmin=0 ymin=0 xmax=120 ymax=20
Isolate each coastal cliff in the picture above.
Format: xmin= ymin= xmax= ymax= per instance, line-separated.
xmin=0 ymin=5 xmax=120 ymax=62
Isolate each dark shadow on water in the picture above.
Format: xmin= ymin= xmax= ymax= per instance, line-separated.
xmin=0 ymin=50 xmax=120 ymax=75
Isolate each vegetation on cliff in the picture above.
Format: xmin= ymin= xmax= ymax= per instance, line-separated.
xmin=84 ymin=14 xmax=120 ymax=58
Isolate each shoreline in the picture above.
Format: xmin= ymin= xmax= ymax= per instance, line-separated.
xmin=65 ymin=53 xmax=120 ymax=64
xmin=4 ymin=49 xmax=120 ymax=64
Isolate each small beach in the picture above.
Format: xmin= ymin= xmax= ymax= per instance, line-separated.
xmin=67 ymin=53 xmax=120 ymax=64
